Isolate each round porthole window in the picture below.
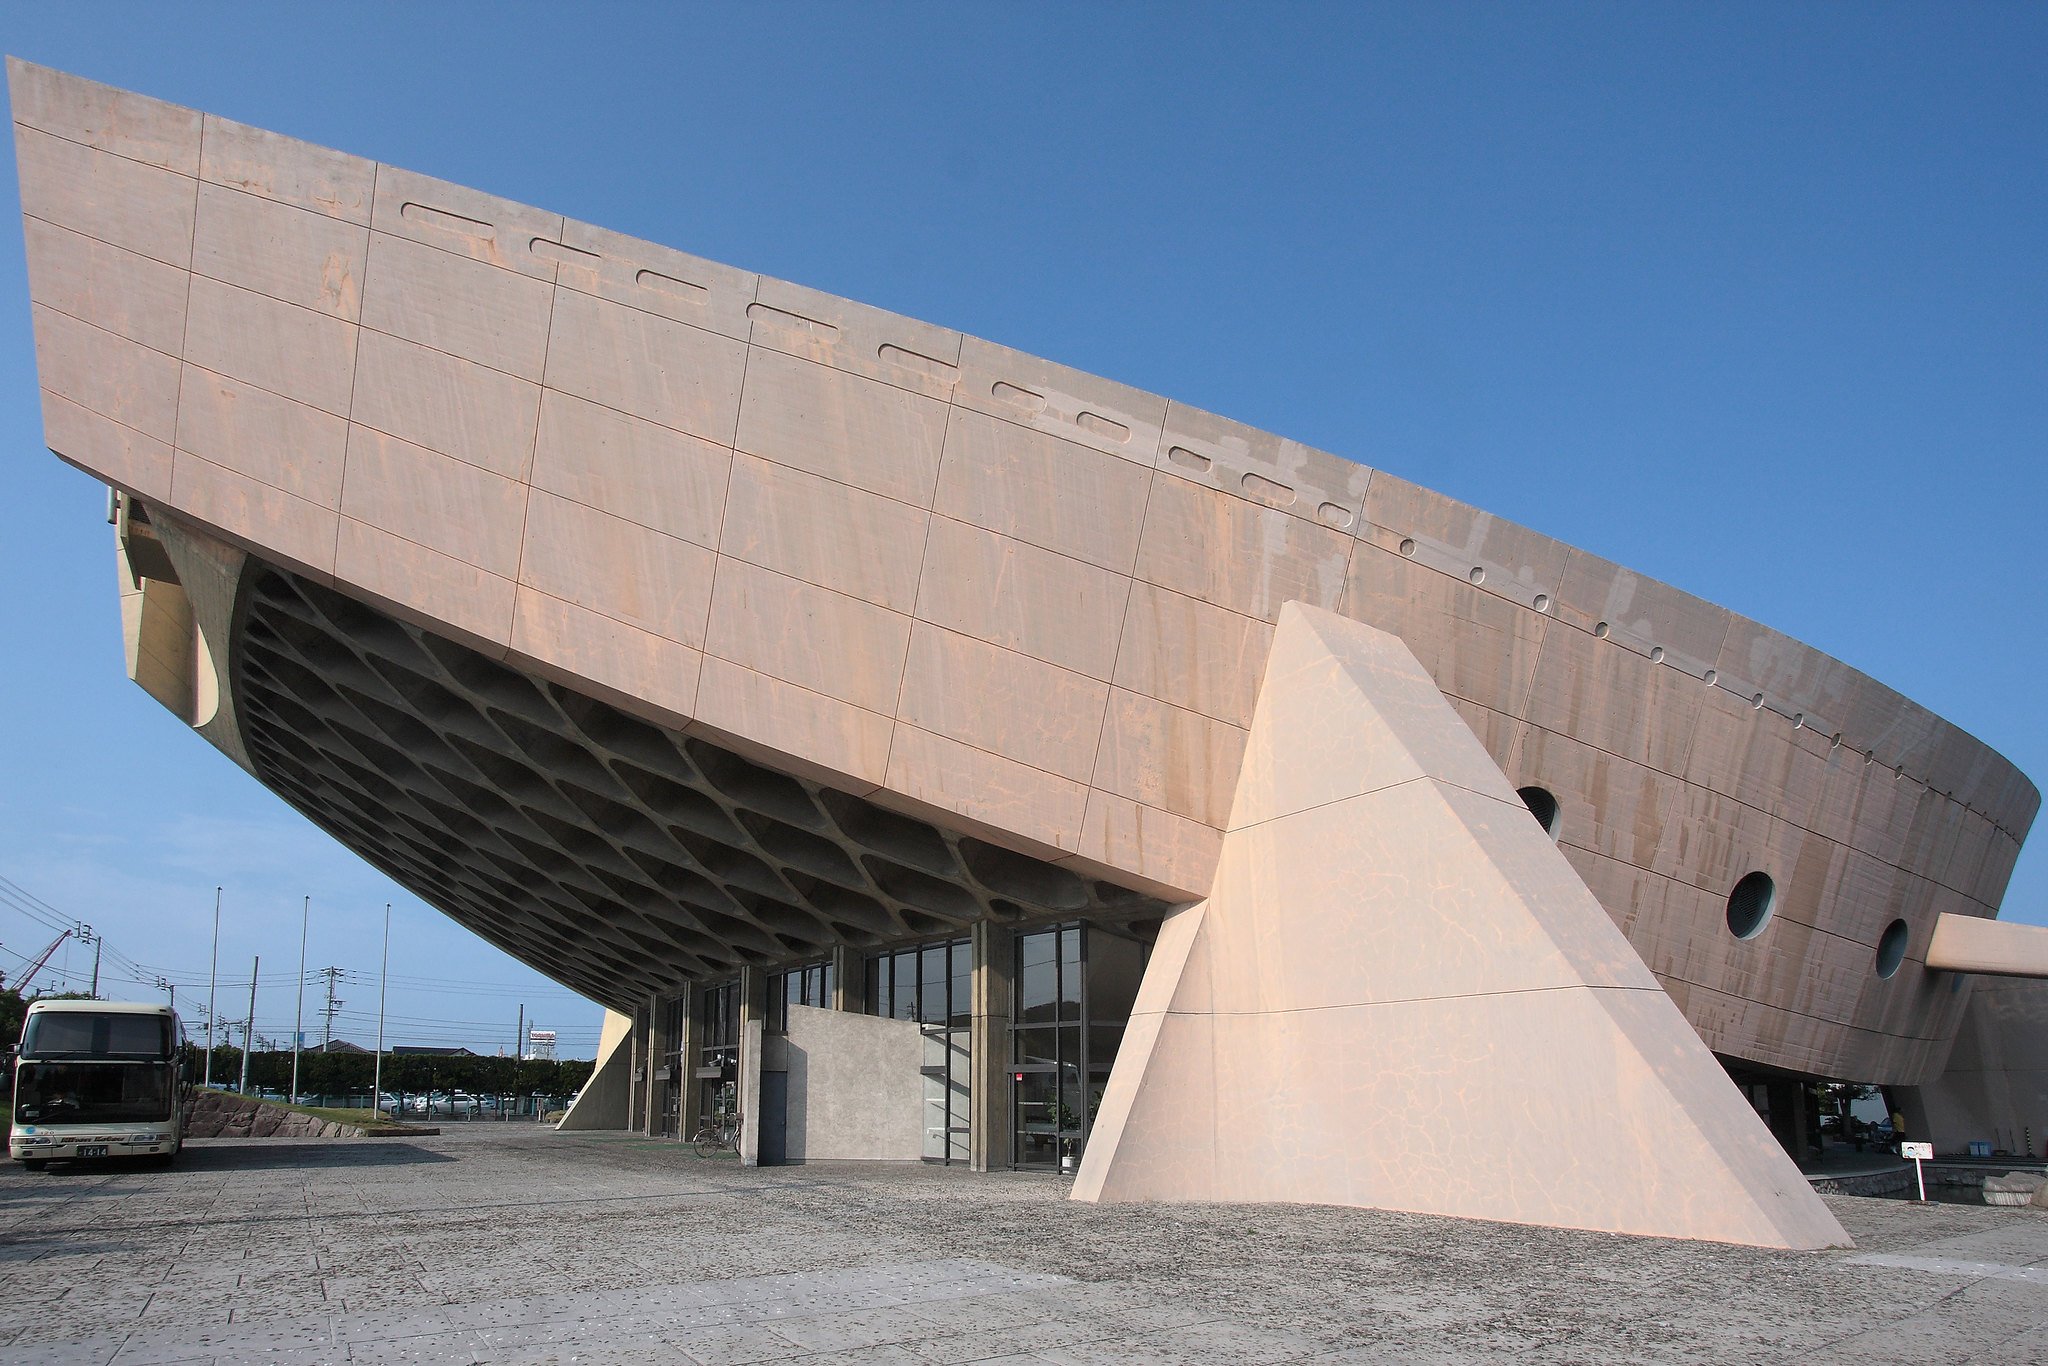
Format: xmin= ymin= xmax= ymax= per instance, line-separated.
xmin=1726 ymin=871 xmax=1776 ymax=940
xmin=1516 ymin=786 xmax=1561 ymax=841
xmin=1876 ymin=919 xmax=1910 ymax=979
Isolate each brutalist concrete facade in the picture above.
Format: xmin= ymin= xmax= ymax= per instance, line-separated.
xmin=13 ymin=60 xmax=2043 ymax=1248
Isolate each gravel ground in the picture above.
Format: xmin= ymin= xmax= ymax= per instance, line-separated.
xmin=0 ymin=1125 xmax=2044 ymax=1364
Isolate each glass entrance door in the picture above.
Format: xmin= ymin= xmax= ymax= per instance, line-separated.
xmin=866 ymin=938 xmax=972 ymax=1163
xmin=657 ymin=994 xmax=684 ymax=1139
xmin=696 ymin=979 xmax=738 ymax=1124
xmin=1010 ymin=924 xmax=1145 ymax=1171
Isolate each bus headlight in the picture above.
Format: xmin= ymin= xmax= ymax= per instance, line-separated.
xmin=18 ymin=1136 xmax=53 ymax=1146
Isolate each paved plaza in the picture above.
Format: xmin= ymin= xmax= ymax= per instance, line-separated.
xmin=1 ymin=1128 xmax=2046 ymax=1364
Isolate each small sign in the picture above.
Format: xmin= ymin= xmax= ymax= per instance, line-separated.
xmin=1901 ymin=1141 xmax=1933 ymax=1159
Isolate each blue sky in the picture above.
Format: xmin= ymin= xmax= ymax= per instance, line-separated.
xmin=0 ymin=5 xmax=2041 ymax=1056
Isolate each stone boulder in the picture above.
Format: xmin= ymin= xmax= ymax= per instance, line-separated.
xmin=181 ymin=1089 xmax=360 ymax=1140
xmin=1982 ymin=1172 xmax=2043 ymax=1206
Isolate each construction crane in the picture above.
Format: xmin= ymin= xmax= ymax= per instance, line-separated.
xmin=1 ymin=929 xmax=74 ymax=993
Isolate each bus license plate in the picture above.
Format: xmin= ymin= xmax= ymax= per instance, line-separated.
xmin=76 ymin=1145 xmax=108 ymax=1158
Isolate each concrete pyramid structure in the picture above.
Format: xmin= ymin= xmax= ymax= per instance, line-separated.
xmin=1073 ymin=604 xmax=1850 ymax=1250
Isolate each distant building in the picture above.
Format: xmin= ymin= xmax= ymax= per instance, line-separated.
xmin=307 ymin=1039 xmax=369 ymax=1054
xmin=391 ymin=1045 xmax=479 ymax=1058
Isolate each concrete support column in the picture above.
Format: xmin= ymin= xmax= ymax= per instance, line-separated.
xmin=1765 ymin=1078 xmax=1808 ymax=1162
xmin=647 ymin=992 xmax=673 ymax=1139
xmin=678 ymin=980 xmax=701 ymax=1141
xmin=630 ymin=996 xmax=653 ymax=1136
xmin=739 ymin=967 xmax=767 ymax=1167
xmin=970 ymin=920 xmax=1014 ymax=1173
xmin=833 ymin=945 xmax=863 ymax=1014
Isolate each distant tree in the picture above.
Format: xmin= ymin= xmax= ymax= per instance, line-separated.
xmin=0 ymin=987 xmax=26 ymax=1052
xmin=472 ymin=1055 xmax=516 ymax=1095
xmin=514 ymin=1058 xmax=558 ymax=1095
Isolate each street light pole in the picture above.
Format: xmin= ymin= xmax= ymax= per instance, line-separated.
xmin=374 ymin=903 xmax=390 ymax=1116
xmin=204 ymin=886 xmax=221 ymax=1089
xmin=291 ymin=895 xmax=308 ymax=1103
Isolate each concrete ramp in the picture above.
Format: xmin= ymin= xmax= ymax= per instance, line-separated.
xmin=1073 ymin=603 xmax=1849 ymax=1250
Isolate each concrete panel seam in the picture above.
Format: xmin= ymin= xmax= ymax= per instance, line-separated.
xmin=1163 ymin=981 xmax=1676 ymax=1019
xmin=1360 ymin=521 xmax=2010 ymax=838
xmin=1561 ymin=838 xmax=1942 ymax=956
xmin=13 ymin=111 xmax=183 ymax=175
xmin=1083 ymin=455 xmax=1159 ymax=819
xmin=892 ymin=403 xmax=957 ymax=744
xmin=1511 ymin=711 xmax=1994 ymax=905
xmin=507 ymin=282 xmax=559 ymax=599
xmin=24 ymin=286 xmax=185 ymax=367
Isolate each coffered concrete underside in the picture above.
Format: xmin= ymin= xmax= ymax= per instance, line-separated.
xmin=236 ymin=561 xmax=1166 ymax=1011
xmin=11 ymin=59 xmax=2038 ymax=1088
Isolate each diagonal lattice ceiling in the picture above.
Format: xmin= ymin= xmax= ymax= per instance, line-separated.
xmin=232 ymin=564 xmax=1167 ymax=1010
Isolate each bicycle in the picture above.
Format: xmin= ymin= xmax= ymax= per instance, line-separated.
xmin=690 ymin=1111 xmax=742 ymax=1158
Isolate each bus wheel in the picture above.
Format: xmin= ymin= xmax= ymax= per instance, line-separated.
xmin=20 ymin=1159 xmax=47 ymax=1172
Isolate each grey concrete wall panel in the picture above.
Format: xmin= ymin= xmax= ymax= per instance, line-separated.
xmin=1914 ymin=978 xmax=2048 ymax=1155
xmin=781 ymin=1005 xmax=924 ymax=1162
xmin=10 ymin=60 xmax=2038 ymax=1091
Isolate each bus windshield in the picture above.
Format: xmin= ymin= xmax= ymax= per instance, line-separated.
xmin=20 ymin=1012 xmax=173 ymax=1060
xmin=14 ymin=1061 xmax=173 ymax=1125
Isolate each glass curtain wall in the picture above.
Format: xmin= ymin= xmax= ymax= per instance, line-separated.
xmin=1011 ymin=923 xmax=1145 ymax=1171
xmin=657 ymin=993 xmax=685 ymax=1138
xmin=766 ymin=960 xmax=835 ymax=1033
xmin=865 ymin=938 xmax=971 ymax=1162
xmin=696 ymin=978 xmax=739 ymax=1120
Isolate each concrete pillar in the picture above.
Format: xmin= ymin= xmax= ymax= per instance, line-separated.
xmin=970 ymin=920 xmax=1014 ymax=1173
xmin=832 ymin=945 xmax=863 ymax=1014
xmin=1765 ymin=1078 xmax=1808 ymax=1162
xmin=629 ymin=997 xmax=652 ymax=1136
xmin=647 ymin=992 xmax=672 ymax=1139
xmin=739 ymin=967 xmax=767 ymax=1167
xmin=678 ymin=980 xmax=701 ymax=1140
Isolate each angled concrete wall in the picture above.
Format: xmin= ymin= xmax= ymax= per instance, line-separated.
xmin=558 ymin=1009 xmax=633 ymax=1131
xmin=1075 ymin=605 xmax=1849 ymax=1249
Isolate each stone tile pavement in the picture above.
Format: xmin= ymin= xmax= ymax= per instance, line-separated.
xmin=1 ymin=1126 xmax=2045 ymax=1363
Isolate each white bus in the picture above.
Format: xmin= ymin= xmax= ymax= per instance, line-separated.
xmin=10 ymin=1000 xmax=185 ymax=1170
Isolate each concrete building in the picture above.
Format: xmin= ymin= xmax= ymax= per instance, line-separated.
xmin=12 ymin=59 xmax=2045 ymax=1250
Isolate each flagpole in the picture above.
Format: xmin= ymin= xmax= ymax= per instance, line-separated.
xmin=290 ymin=895 xmax=308 ymax=1102
xmin=374 ymin=903 xmax=390 ymax=1116
xmin=204 ymin=887 xmax=221 ymax=1089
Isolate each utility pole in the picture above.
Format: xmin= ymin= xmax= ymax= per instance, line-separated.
xmin=75 ymin=923 xmax=101 ymax=998
xmin=318 ymin=966 xmax=345 ymax=1049
xmin=205 ymin=887 xmax=221 ymax=1089
xmin=291 ymin=895 xmax=308 ymax=1102
xmin=374 ymin=904 xmax=390 ymax=1115
xmin=516 ymin=1003 xmax=524 ymax=1061
xmin=238 ymin=956 xmax=258 ymax=1095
